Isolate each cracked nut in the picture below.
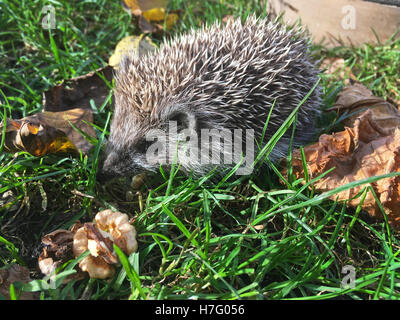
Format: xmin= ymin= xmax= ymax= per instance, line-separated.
xmin=38 ymin=222 xmax=86 ymax=282
xmin=73 ymin=210 xmax=138 ymax=279
xmin=38 ymin=229 xmax=75 ymax=276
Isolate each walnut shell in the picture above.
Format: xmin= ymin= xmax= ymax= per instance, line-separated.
xmin=72 ymin=210 xmax=138 ymax=279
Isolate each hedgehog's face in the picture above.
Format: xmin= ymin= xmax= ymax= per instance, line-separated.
xmin=99 ymin=142 xmax=152 ymax=181
xmin=99 ymin=128 xmax=160 ymax=181
xmin=99 ymin=104 xmax=202 ymax=181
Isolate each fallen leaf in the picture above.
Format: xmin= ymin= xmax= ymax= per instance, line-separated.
xmin=1 ymin=66 xmax=113 ymax=156
xmin=1 ymin=118 xmax=78 ymax=156
xmin=122 ymin=0 xmax=167 ymax=12
xmin=163 ymin=12 xmax=179 ymax=30
xmin=122 ymin=0 xmax=179 ymax=33
xmin=284 ymin=83 xmax=400 ymax=228
xmin=42 ymin=66 xmax=113 ymax=112
xmin=142 ymin=7 xmax=167 ymax=21
xmin=0 ymin=264 xmax=37 ymax=300
xmin=109 ymin=35 xmax=158 ymax=68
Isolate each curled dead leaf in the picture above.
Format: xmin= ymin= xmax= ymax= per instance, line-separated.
xmin=1 ymin=118 xmax=77 ymax=156
xmin=330 ymin=83 xmax=400 ymax=130
xmin=1 ymin=66 xmax=113 ymax=157
xmin=284 ymin=83 xmax=400 ymax=228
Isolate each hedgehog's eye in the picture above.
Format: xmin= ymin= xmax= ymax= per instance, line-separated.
xmin=136 ymin=139 xmax=153 ymax=153
xmin=169 ymin=111 xmax=188 ymax=132
xmin=169 ymin=111 xmax=198 ymax=133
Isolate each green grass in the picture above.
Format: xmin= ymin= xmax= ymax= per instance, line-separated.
xmin=1 ymin=0 xmax=400 ymax=300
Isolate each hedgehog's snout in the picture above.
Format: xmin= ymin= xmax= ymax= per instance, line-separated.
xmin=102 ymin=150 xmax=118 ymax=171
xmin=97 ymin=150 xmax=120 ymax=182
xmin=97 ymin=168 xmax=115 ymax=183
xmin=98 ymin=144 xmax=152 ymax=182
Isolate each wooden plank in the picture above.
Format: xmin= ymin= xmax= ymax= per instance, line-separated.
xmin=268 ymin=0 xmax=400 ymax=47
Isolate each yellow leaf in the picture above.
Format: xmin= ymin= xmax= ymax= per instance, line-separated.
xmin=142 ymin=7 xmax=166 ymax=22
xmin=109 ymin=35 xmax=157 ymax=67
xmin=122 ymin=0 xmax=167 ymax=12
xmin=141 ymin=9 xmax=179 ymax=30
xmin=123 ymin=0 xmax=140 ymax=11
xmin=164 ymin=12 xmax=179 ymax=30
xmin=47 ymin=134 xmax=78 ymax=155
xmin=0 ymin=107 xmax=95 ymax=157
xmin=17 ymin=121 xmax=78 ymax=157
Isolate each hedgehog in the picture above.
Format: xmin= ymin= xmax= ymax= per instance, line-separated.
xmin=100 ymin=15 xmax=321 ymax=180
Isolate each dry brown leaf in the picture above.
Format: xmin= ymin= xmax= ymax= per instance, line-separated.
xmin=330 ymin=83 xmax=400 ymax=129
xmin=284 ymin=83 xmax=400 ymax=228
xmin=1 ymin=118 xmax=78 ymax=156
xmin=42 ymin=66 xmax=113 ymax=112
xmin=0 ymin=264 xmax=37 ymax=300
xmin=1 ymin=66 xmax=113 ymax=156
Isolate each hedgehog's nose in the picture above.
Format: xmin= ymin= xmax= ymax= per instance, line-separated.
xmin=97 ymin=161 xmax=116 ymax=182
xmin=96 ymin=169 xmax=115 ymax=183
xmin=97 ymin=151 xmax=117 ymax=182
